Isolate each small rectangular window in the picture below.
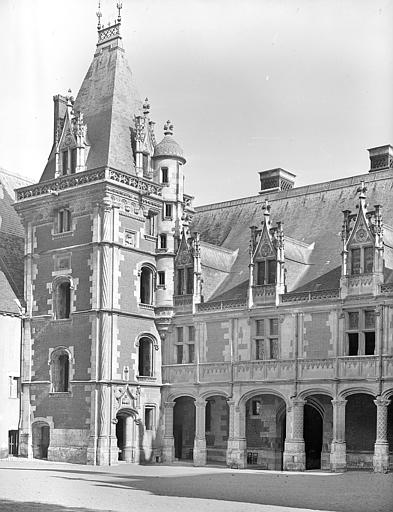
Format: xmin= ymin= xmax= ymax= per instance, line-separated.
xmin=159 ymin=234 xmax=167 ymax=249
xmin=270 ymin=338 xmax=278 ymax=359
xmin=176 ymin=344 xmax=183 ymax=364
xmin=9 ymin=377 xmax=19 ymax=398
xmin=351 ymin=248 xmax=361 ymax=275
xmin=256 ymin=319 xmax=264 ymax=336
xmin=256 ymin=261 xmax=265 ymax=285
xmin=158 ymin=271 xmax=165 ymax=286
xmin=269 ymin=318 xmax=278 ymax=336
xmin=348 ymin=312 xmax=359 ymax=330
xmin=267 ymin=260 xmax=276 ymax=284
xmin=177 ymin=269 xmax=184 ymax=295
xmin=58 ymin=209 xmax=71 ymax=233
xmin=364 ymin=310 xmax=375 ymax=329
xmin=188 ymin=344 xmax=195 ymax=363
xmin=177 ymin=327 xmax=184 ymax=343
xmin=161 ymin=167 xmax=169 ymax=183
xmin=348 ymin=333 xmax=359 ymax=356
xmin=252 ymin=400 xmax=261 ymax=415
xmin=70 ymin=148 xmax=77 ymax=174
xmin=365 ymin=332 xmax=375 ymax=355
xmin=255 ymin=339 xmax=264 ymax=360
xmin=145 ymin=214 xmax=156 ymax=237
xmin=164 ymin=203 xmax=173 ymax=218
xmin=188 ymin=325 xmax=195 ymax=341
xmin=62 ymin=150 xmax=68 ymax=175
xmin=364 ymin=247 xmax=373 ymax=273
xmin=145 ymin=407 xmax=154 ymax=430
xmin=186 ymin=267 xmax=194 ymax=294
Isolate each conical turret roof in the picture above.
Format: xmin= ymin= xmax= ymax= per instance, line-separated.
xmin=40 ymin=20 xmax=142 ymax=181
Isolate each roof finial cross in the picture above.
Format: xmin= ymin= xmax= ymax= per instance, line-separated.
xmin=117 ymin=2 xmax=123 ymax=23
xmin=96 ymin=0 xmax=102 ymax=30
xmin=357 ymin=180 xmax=367 ymax=199
xmin=262 ymin=198 xmax=271 ymax=215
xmin=164 ymin=120 xmax=174 ymax=136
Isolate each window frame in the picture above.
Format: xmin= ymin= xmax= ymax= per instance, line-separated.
xmin=349 ymin=245 xmax=374 ymax=275
xmin=50 ymin=348 xmax=71 ymax=393
xmin=256 ymin=259 xmax=277 ymax=285
xmin=345 ymin=309 xmax=376 ymax=356
xmin=253 ymin=317 xmax=279 ymax=360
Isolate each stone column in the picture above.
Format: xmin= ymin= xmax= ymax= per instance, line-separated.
xmin=283 ymin=398 xmax=306 ymax=471
xmin=96 ymin=200 xmax=113 ymax=465
xmin=226 ymin=400 xmax=247 ymax=468
xmin=330 ymin=398 xmax=347 ymax=472
xmin=373 ymin=397 xmax=391 ymax=473
xmin=162 ymin=401 xmax=175 ymax=463
xmin=122 ymin=416 xmax=134 ymax=463
xmin=193 ymin=398 xmax=207 ymax=466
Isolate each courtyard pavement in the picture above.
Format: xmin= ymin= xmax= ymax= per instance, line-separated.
xmin=0 ymin=459 xmax=391 ymax=512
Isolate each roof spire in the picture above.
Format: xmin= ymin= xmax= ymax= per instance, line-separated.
xmin=96 ymin=0 xmax=102 ymax=30
xmin=164 ymin=120 xmax=174 ymax=136
xmin=143 ymin=97 xmax=150 ymax=116
xmin=117 ymin=2 xmax=123 ymax=23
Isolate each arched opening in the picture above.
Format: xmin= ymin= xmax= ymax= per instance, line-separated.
xmin=32 ymin=422 xmax=50 ymax=459
xmin=346 ymin=393 xmax=376 ymax=470
xmin=245 ymin=393 xmax=286 ymax=470
xmin=205 ymin=395 xmax=229 ymax=465
xmin=173 ymin=396 xmax=195 ymax=460
xmin=116 ymin=410 xmax=136 ymax=462
xmin=304 ymin=404 xmax=323 ymax=470
xmin=303 ymin=394 xmax=332 ymax=471
xmin=50 ymin=349 xmax=70 ymax=392
xmin=140 ymin=267 xmax=154 ymax=305
xmin=138 ymin=337 xmax=153 ymax=377
xmin=55 ymin=281 xmax=71 ymax=319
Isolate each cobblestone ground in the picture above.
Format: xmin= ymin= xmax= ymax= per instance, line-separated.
xmin=0 ymin=459 xmax=392 ymax=512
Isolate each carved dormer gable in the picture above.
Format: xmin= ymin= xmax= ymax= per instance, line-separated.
xmin=114 ymin=384 xmax=140 ymax=412
xmin=135 ymin=98 xmax=156 ymax=180
xmin=340 ymin=181 xmax=384 ymax=298
xmin=174 ymin=230 xmax=194 ymax=297
xmin=56 ymin=95 xmax=89 ymax=177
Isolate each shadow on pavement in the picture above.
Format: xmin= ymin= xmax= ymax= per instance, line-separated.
xmin=0 ymin=499 xmax=115 ymax=512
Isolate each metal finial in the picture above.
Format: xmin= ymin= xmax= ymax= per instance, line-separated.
xmin=143 ymin=97 xmax=150 ymax=116
xmin=117 ymin=2 xmax=123 ymax=22
xmin=262 ymin=198 xmax=271 ymax=214
xmin=164 ymin=120 xmax=174 ymax=136
xmin=357 ymin=180 xmax=367 ymax=199
xmin=96 ymin=0 xmax=102 ymax=29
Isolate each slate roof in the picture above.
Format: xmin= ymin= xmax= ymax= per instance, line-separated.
xmin=153 ymin=135 xmax=186 ymax=163
xmin=40 ymin=34 xmax=142 ymax=182
xmin=191 ymin=168 xmax=393 ymax=300
xmin=0 ymin=168 xmax=30 ymax=308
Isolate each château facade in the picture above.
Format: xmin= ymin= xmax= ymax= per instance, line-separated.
xmin=13 ymin=11 xmax=393 ymax=472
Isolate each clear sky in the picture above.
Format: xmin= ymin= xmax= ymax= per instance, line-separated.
xmin=0 ymin=0 xmax=392 ymax=205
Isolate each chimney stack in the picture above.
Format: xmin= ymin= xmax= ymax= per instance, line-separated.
xmin=368 ymin=145 xmax=393 ymax=172
xmin=258 ymin=168 xmax=296 ymax=194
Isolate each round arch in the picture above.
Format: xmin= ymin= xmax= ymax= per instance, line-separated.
xmin=135 ymin=332 xmax=159 ymax=351
xmin=238 ymin=388 xmax=289 ymax=408
xmin=298 ymin=388 xmax=334 ymax=400
xmin=167 ymin=391 xmax=197 ymax=402
xmin=382 ymin=389 xmax=393 ymax=400
xmin=200 ymin=390 xmax=230 ymax=401
xmin=339 ymin=387 xmax=377 ymax=399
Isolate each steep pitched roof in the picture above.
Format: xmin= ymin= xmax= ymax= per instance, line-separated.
xmin=191 ymin=168 xmax=393 ymax=299
xmin=40 ymin=27 xmax=142 ymax=182
xmin=0 ymin=168 xmax=30 ymax=306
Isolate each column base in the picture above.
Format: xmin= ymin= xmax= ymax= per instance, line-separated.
xmin=330 ymin=441 xmax=347 ymax=472
xmin=193 ymin=438 xmax=207 ymax=466
xmin=96 ymin=436 xmax=110 ymax=466
xmin=226 ymin=438 xmax=247 ymax=469
xmin=373 ymin=442 xmax=390 ymax=473
xmin=162 ymin=436 xmax=175 ymax=464
xmin=283 ymin=440 xmax=305 ymax=471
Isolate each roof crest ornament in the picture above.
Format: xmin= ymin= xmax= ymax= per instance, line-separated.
xmin=164 ymin=120 xmax=174 ymax=136
xmin=96 ymin=0 xmax=102 ymax=30
xmin=117 ymin=2 xmax=123 ymax=23
xmin=143 ymin=97 xmax=150 ymax=116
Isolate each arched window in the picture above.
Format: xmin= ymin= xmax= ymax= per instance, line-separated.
xmin=50 ymin=349 xmax=70 ymax=392
xmin=55 ymin=280 xmax=71 ymax=319
xmin=138 ymin=337 xmax=153 ymax=377
xmin=140 ymin=266 xmax=154 ymax=305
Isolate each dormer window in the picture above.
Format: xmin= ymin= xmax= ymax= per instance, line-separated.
xmin=256 ymin=259 xmax=276 ymax=285
xmin=62 ymin=151 xmax=68 ymax=176
xmin=61 ymin=148 xmax=77 ymax=175
xmin=350 ymin=246 xmax=373 ymax=275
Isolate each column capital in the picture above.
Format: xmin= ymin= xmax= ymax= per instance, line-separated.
xmin=331 ymin=398 xmax=347 ymax=407
xmin=374 ymin=396 xmax=391 ymax=408
xmin=195 ymin=398 xmax=207 ymax=408
xmin=164 ymin=401 xmax=176 ymax=409
xmin=290 ymin=397 xmax=306 ymax=407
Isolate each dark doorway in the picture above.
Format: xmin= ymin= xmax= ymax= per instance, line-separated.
xmin=116 ymin=417 xmax=124 ymax=460
xmin=304 ymin=404 xmax=323 ymax=470
xmin=8 ymin=430 xmax=18 ymax=456
xmin=32 ymin=424 xmax=50 ymax=459
xmin=173 ymin=396 xmax=195 ymax=460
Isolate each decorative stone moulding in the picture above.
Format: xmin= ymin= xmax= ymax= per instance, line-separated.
xmin=16 ymin=167 xmax=163 ymax=201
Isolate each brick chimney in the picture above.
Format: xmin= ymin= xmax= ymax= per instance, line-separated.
xmin=258 ymin=168 xmax=296 ymax=193
xmin=368 ymin=145 xmax=393 ymax=172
